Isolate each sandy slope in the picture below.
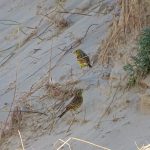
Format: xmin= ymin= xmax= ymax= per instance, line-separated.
xmin=0 ymin=0 xmax=150 ymax=150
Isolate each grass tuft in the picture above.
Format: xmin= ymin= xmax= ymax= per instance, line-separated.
xmin=99 ymin=0 xmax=150 ymax=65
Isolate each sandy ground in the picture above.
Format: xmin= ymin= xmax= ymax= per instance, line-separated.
xmin=0 ymin=0 xmax=150 ymax=150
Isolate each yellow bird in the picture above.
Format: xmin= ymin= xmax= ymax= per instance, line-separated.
xmin=73 ymin=49 xmax=92 ymax=68
xmin=58 ymin=89 xmax=83 ymax=118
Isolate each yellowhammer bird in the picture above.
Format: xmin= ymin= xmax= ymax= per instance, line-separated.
xmin=73 ymin=49 xmax=92 ymax=68
xmin=58 ymin=89 xmax=83 ymax=118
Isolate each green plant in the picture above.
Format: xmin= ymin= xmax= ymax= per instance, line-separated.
xmin=124 ymin=27 xmax=150 ymax=87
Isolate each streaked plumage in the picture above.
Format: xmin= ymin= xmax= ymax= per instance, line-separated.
xmin=73 ymin=49 xmax=92 ymax=68
xmin=58 ymin=89 xmax=83 ymax=118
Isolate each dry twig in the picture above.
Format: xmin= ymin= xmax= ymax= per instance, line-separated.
xmin=18 ymin=130 xmax=25 ymax=150
xmin=55 ymin=137 xmax=111 ymax=150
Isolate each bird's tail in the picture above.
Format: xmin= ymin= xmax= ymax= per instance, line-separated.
xmin=88 ymin=63 xmax=92 ymax=68
xmin=58 ymin=109 xmax=67 ymax=118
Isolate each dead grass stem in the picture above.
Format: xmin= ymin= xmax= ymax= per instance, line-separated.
xmin=99 ymin=0 xmax=150 ymax=64
xmin=55 ymin=137 xmax=111 ymax=150
xmin=1 ymin=72 xmax=17 ymax=138
xmin=18 ymin=130 xmax=25 ymax=150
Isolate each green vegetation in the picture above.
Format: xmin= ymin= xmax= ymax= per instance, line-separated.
xmin=124 ymin=27 xmax=150 ymax=87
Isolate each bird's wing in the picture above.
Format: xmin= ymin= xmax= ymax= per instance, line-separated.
xmin=80 ymin=52 xmax=88 ymax=58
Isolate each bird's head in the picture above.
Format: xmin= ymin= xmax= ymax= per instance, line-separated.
xmin=73 ymin=49 xmax=82 ymax=57
xmin=76 ymin=89 xmax=83 ymax=96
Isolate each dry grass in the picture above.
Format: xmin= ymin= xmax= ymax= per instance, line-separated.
xmin=18 ymin=130 xmax=25 ymax=150
xmin=0 ymin=78 xmax=80 ymax=145
xmin=0 ymin=106 xmax=22 ymax=142
xmin=45 ymin=80 xmax=79 ymax=101
xmin=54 ymin=137 xmax=111 ymax=150
xmin=0 ymin=27 xmax=38 ymax=68
xmin=52 ymin=15 xmax=70 ymax=30
xmin=0 ymin=77 xmax=47 ymax=144
xmin=99 ymin=0 xmax=150 ymax=65
xmin=139 ymin=145 xmax=150 ymax=150
xmin=11 ymin=106 xmax=22 ymax=130
xmin=36 ymin=1 xmax=70 ymax=32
